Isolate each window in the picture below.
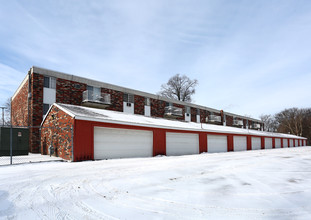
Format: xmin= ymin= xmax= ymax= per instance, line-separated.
xmin=87 ymin=86 xmax=101 ymax=100
xmin=123 ymin=93 xmax=134 ymax=103
xmin=197 ymin=108 xmax=200 ymax=115
xmin=145 ymin=98 xmax=150 ymax=106
xmin=186 ymin=106 xmax=191 ymax=114
xmin=166 ymin=102 xmax=172 ymax=107
xmin=44 ymin=76 xmax=56 ymax=89
xmin=43 ymin=104 xmax=50 ymax=115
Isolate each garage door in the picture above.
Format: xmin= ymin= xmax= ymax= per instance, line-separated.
xmin=265 ymin=138 xmax=272 ymax=149
xmin=234 ymin=136 xmax=247 ymax=151
xmin=289 ymin=139 xmax=294 ymax=147
xmin=283 ymin=139 xmax=288 ymax=148
xmin=207 ymin=135 xmax=227 ymax=153
xmin=166 ymin=132 xmax=199 ymax=156
xmin=251 ymin=137 xmax=261 ymax=150
xmin=295 ymin=139 xmax=298 ymax=147
xmin=275 ymin=138 xmax=281 ymax=148
xmin=94 ymin=127 xmax=153 ymax=159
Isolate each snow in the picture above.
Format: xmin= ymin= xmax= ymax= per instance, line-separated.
xmin=54 ymin=103 xmax=305 ymax=140
xmin=1 ymin=147 xmax=311 ymax=219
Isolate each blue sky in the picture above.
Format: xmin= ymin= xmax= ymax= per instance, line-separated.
xmin=0 ymin=0 xmax=310 ymax=119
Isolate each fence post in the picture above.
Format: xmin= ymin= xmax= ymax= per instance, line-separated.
xmin=10 ymin=125 xmax=13 ymax=165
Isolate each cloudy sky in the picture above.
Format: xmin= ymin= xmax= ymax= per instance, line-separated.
xmin=0 ymin=0 xmax=310 ymax=119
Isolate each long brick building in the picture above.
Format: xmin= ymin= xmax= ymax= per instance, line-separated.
xmin=11 ymin=66 xmax=264 ymax=152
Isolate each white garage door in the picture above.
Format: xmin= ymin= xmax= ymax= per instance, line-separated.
xmin=295 ymin=139 xmax=298 ymax=147
xmin=234 ymin=136 xmax=247 ymax=152
xmin=251 ymin=137 xmax=261 ymax=150
xmin=265 ymin=138 xmax=273 ymax=149
xmin=289 ymin=139 xmax=294 ymax=147
xmin=283 ymin=139 xmax=288 ymax=148
xmin=207 ymin=135 xmax=227 ymax=153
xmin=94 ymin=127 xmax=153 ymax=159
xmin=275 ymin=138 xmax=281 ymax=148
xmin=166 ymin=132 xmax=199 ymax=156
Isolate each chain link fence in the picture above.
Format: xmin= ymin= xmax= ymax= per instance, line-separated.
xmin=0 ymin=125 xmax=73 ymax=166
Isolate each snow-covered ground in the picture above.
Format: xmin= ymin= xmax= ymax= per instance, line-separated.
xmin=1 ymin=147 xmax=311 ymax=220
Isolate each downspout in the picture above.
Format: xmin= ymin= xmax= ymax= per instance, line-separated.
xmin=27 ymin=68 xmax=32 ymax=127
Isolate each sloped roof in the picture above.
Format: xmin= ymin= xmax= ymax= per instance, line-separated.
xmin=53 ymin=103 xmax=306 ymax=140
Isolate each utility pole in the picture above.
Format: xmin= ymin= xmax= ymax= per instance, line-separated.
xmin=0 ymin=106 xmax=5 ymax=126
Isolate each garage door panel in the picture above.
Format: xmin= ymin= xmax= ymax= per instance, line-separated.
xmin=251 ymin=137 xmax=261 ymax=150
xmin=289 ymin=139 xmax=294 ymax=147
xmin=166 ymin=133 xmax=199 ymax=156
xmin=234 ymin=136 xmax=247 ymax=151
xmin=275 ymin=138 xmax=281 ymax=148
xmin=207 ymin=135 xmax=227 ymax=153
xmin=283 ymin=139 xmax=288 ymax=148
xmin=94 ymin=127 xmax=153 ymax=159
xmin=265 ymin=138 xmax=272 ymax=149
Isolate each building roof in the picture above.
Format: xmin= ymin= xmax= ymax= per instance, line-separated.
xmin=47 ymin=103 xmax=306 ymax=140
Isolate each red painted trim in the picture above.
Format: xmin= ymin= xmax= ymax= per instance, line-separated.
xmin=199 ymin=133 xmax=207 ymax=153
xmin=281 ymin=138 xmax=284 ymax=148
xmin=227 ymin=135 xmax=233 ymax=152
xmin=288 ymin=139 xmax=290 ymax=148
xmin=272 ymin=138 xmax=275 ymax=149
xmin=153 ymin=128 xmax=166 ymax=156
xmin=247 ymin=136 xmax=252 ymax=151
xmin=261 ymin=137 xmax=265 ymax=149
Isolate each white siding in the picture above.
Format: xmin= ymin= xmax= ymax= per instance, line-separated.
xmin=196 ymin=115 xmax=200 ymax=123
xmin=166 ymin=133 xmax=199 ymax=156
xmin=43 ymin=87 xmax=56 ymax=104
xmin=185 ymin=113 xmax=191 ymax=122
xmin=123 ymin=102 xmax=134 ymax=114
xmin=233 ymin=136 xmax=247 ymax=151
xmin=94 ymin=127 xmax=153 ymax=159
xmin=251 ymin=137 xmax=261 ymax=150
xmin=207 ymin=135 xmax=227 ymax=153
xmin=265 ymin=138 xmax=273 ymax=149
xmin=144 ymin=106 xmax=151 ymax=117
xmin=275 ymin=138 xmax=281 ymax=148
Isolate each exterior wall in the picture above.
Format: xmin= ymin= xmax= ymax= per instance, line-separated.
xmin=11 ymin=79 xmax=29 ymax=126
xmin=191 ymin=107 xmax=197 ymax=122
xmin=134 ymin=95 xmax=145 ymax=115
xmin=101 ymin=88 xmax=123 ymax=112
xmin=150 ymin=99 xmax=165 ymax=118
xmin=29 ymin=73 xmax=44 ymax=153
xmin=173 ymin=103 xmax=185 ymax=121
xmin=226 ymin=115 xmax=234 ymax=126
xmin=41 ymin=106 xmax=74 ymax=161
xmin=56 ymin=78 xmax=87 ymax=105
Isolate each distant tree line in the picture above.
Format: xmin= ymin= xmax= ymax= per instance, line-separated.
xmin=260 ymin=108 xmax=311 ymax=144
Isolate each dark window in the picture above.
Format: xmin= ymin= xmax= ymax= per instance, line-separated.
xmin=186 ymin=106 xmax=190 ymax=114
xmin=145 ymin=98 xmax=150 ymax=106
xmin=43 ymin=104 xmax=50 ymax=115
xmin=123 ymin=93 xmax=134 ymax=103
xmin=44 ymin=77 xmax=49 ymax=88
xmin=197 ymin=108 xmax=200 ymax=115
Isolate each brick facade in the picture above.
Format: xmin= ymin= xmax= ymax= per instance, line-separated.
xmin=56 ymin=78 xmax=87 ymax=105
xmin=151 ymin=98 xmax=165 ymax=118
xmin=11 ymin=79 xmax=28 ymax=126
xmin=101 ymin=88 xmax=123 ymax=112
xmin=134 ymin=95 xmax=145 ymax=115
xmin=41 ymin=105 xmax=74 ymax=161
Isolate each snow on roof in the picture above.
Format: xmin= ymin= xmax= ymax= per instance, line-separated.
xmin=54 ymin=103 xmax=306 ymax=140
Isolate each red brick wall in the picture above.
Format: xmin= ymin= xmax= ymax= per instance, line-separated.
xmin=11 ymin=79 xmax=28 ymax=126
xmin=134 ymin=95 xmax=145 ymax=115
xmin=200 ymin=109 xmax=208 ymax=123
xmin=151 ymin=99 xmax=165 ymax=117
xmin=191 ymin=107 xmax=197 ymax=122
xmin=101 ymin=88 xmax=123 ymax=112
xmin=29 ymin=73 xmax=44 ymax=153
xmin=226 ymin=115 xmax=233 ymax=126
xmin=56 ymin=78 xmax=87 ymax=105
xmin=41 ymin=105 xmax=74 ymax=161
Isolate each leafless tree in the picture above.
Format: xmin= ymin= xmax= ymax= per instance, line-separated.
xmin=275 ymin=108 xmax=304 ymax=136
xmin=158 ymin=74 xmax=198 ymax=102
xmin=4 ymin=98 xmax=11 ymax=125
xmin=260 ymin=114 xmax=278 ymax=132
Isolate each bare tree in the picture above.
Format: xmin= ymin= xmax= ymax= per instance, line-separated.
xmin=275 ymin=108 xmax=304 ymax=136
xmin=158 ymin=74 xmax=198 ymax=102
xmin=3 ymin=98 xmax=11 ymax=125
xmin=260 ymin=114 xmax=278 ymax=132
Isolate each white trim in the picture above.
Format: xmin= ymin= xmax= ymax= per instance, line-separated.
xmin=12 ymin=74 xmax=29 ymax=100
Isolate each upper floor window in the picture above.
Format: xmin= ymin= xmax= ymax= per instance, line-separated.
xmin=197 ymin=108 xmax=200 ymax=115
xmin=186 ymin=106 xmax=191 ymax=114
xmin=145 ymin=97 xmax=150 ymax=106
xmin=44 ymin=76 xmax=56 ymax=89
xmin=123 ymin=93 xmax=134 ymax=103
xmin=87 ymin=86 xmax=101 ymax=100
